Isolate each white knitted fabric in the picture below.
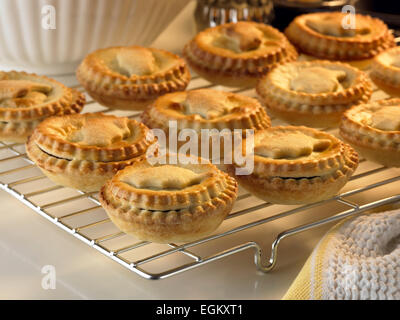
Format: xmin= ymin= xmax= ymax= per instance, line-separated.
xmin=321 ymin=210 xmax=400 ymax=300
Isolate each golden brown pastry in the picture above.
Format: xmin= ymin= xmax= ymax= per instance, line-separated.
xmin=76 ymin=46 xmax=191 ymax=110
xmin=26 ymin=113 xmax=156 ymax=192
xmin=99 ymin=156 xmax=238 ymax=243
xmin=183 ymin=21 xmax=298 ymax=87
xmin=0 ymin=71 xmax=85 ymax=143
xmin=340 ymin=99 xmax=400 ymax=167
xmin=370 ymin=47 xmax=400 ymax=97
xmin=228 ymin=126 xmax=358 ymax=204
xmin=285 ymin=12 xmax=395 ymax=65
xmin=256 ymin=60 xmax=372 ymax=128
xmin=141 ymin=89 xmax=271 ymax=163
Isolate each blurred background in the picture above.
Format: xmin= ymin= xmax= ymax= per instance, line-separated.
xmin=0 ymin=0 xmax=398 ymax=74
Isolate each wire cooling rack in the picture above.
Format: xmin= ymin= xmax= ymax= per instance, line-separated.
xmin=1 ymin=52 xmax=400 ymax=280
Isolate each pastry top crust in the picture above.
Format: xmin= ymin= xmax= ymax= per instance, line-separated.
xmin=0 ymin=71 xmax=83 ymax=121
xmin=103 ymin=157 xmax=238 ymax=211
xmin=193 ymin=21 xmax=289 ymax=57
xmin=77 ymin=46 xmax=189 ymax=86
xmin=30 ymin=113 xmax=155 ymax=162
xmin=285 ymin=12 xmax=395 ymax=60
xmin=236 ymin=126 xmax=358 ymax=178
xmin=371 ymin=47 xmax=400 ymax=87
xmin=141 ymin=89 xmax=271 ymax=132
xmin=257 ymin=60 xmax=372 ymax=106
xmin=303 ymin=12 xmax=381 ymax=40
xmin=183 ymin=21 xmax=298 ymax=75
xmin=340 ymin=99 xmax=400 ymax=147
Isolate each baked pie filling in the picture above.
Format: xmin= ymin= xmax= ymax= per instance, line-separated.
xmin=100 ymin=159 xmax=238 ymax=243
xmin=0 ymin=71 xmax=85 ymax=142
xmin=183 ymin=21 xmax=298 ymax=87
xmin=229 ymin=126 xmax=358 ymax=204
xmin=256 ymin=61 xmax=372 ymax=128
xmin=285 ymin=12 xmax=395 ymax=61
xmin=340 ymin=99 xmax=400 ymax=167
xmin=76 ymin=46 xmax=190 ymax=110
xmin=26 ymin=113 xmax=156 ymax=192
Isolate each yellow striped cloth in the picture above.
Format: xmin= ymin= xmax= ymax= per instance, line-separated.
xmin=283 ymin=209 xmax=400 ymax=300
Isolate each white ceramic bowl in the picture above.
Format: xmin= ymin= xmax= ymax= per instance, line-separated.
xmin=0 ymin=0 xmax=189 ymax=75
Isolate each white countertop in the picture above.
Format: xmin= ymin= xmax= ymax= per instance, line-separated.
xmin=1 ymin=2 xmax=399 ymax=300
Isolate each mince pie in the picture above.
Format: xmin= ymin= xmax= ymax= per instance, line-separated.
xmin=256 ymin=60 xmax=372 ymax=128
xmin=141 ymin=89 xmax=271 ymax=163
xmin=370 ymin=47 xmax=400 ymax=97
xmin=183 ymin=21 xmax=298 ymax=87
xmin=76 ymin=46 xmax=191 ymax=110
xmin=100 ymin=156 xmax=238 ymax=243
xmin=26 ymin=113 xmax=156 ymax=192
xmin=228 ymin=126 xmax=358 ymax=204
xmin=340 ymin=99 xmax=400 ymax=167
xmin=0 ymin=71 xmax=85 ymax=143
xmin=285 ymin=12 xmax=395 ymax=64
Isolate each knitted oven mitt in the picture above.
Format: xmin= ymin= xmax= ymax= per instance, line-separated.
xmin=283 ymin=209 xmax=400 ymax=300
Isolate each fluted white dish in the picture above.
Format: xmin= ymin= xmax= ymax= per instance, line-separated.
xmin=0 ymin=0 xmax=189 ymax=75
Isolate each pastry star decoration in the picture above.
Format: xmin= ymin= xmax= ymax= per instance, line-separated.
xmin=371 ymin=106 xmax=400 ymax=131
xmin=255 ymin=132 xmax=331 ymax=159
xmin=182 ymin=90 xmax=240 ymax=120
xmin=290 ymin=67 xmax=347 ymax=94
xmin=64 ymin=118 xmax=131 ymax=147
xmin=306 ymin=15 xmax=370 ymax=37
xmin=114 ymin=48 xmax=157 ymax=77
xmin=0 ymin=80 xmax=51 ymax=107
xmin=122 ymin=165 xmax=206 ymax=190
xmin=224 ymin=22 xmax=264 ymax=52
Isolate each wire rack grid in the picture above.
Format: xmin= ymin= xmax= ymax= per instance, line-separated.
xmin=1 ymin=50 xmax=400 ymax=280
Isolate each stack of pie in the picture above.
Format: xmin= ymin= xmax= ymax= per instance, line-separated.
xmin=0 ymin=71 xmax=85 ymax=143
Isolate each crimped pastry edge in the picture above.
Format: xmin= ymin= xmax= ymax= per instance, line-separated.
xmin=76 ymin=46 xmax=191 ymax=108
xmin=99 ymin=176 xmax=237 ymax=243
xmin=100 ymin=170 xmax=238 ymax=224
xmin=25 ymin=135 xmax=147 ymax=192
xmin=140 ymin=90 xmax=271 ymax=133
xmin=107 ymin=160 xmax=238 ymax=211
xmin=32 ymin=113 xmax=155 ymax=162
xmin=229 ymin=162 xmax=355 ymax=204
xmin=0 ymin=88 xmax=85 ymax=143
xmin=284 ymin=12 xmax=396 ymax=61
xmin=0 ymin=71 xmax=80 ymax=121
xmin=260 ymin=91 xmax=371 ymax=128
xmin=370 ymin=48 xmax=400 ymax=93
